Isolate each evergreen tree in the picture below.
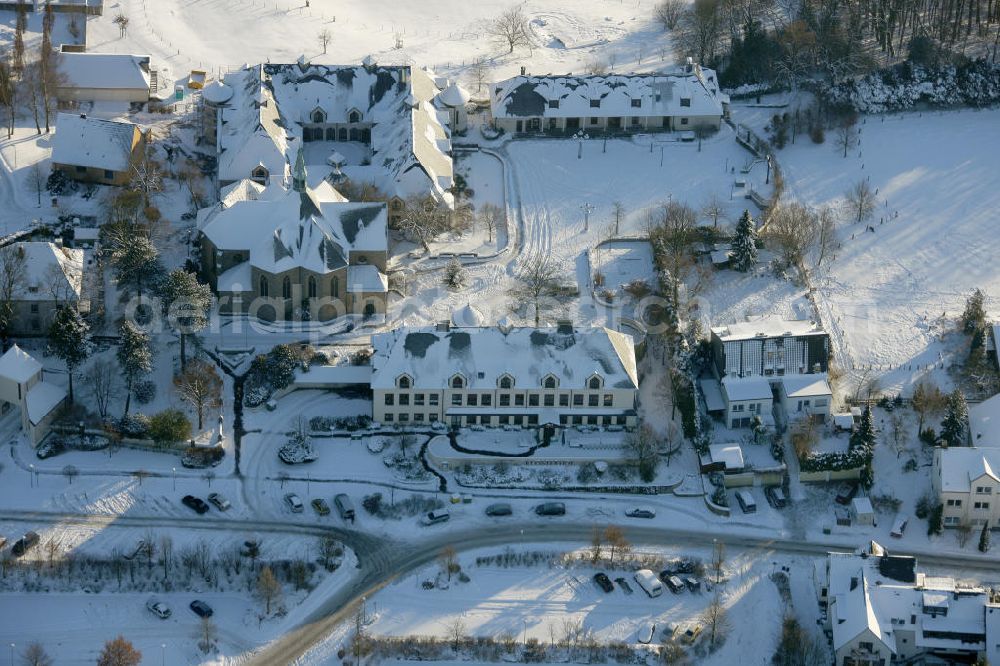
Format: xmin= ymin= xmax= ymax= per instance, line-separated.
xmin=160 ymin=269 xmax=212 ymax=370
xmin=47 ymin=304 xmax=90 ymax=403
xmin=110 ymin=235 xmax=159 ymax=302
xmin=961 ymin=288 xmax=987 ymax=335
xmin=940 ymin=389 xmax=969 ymax=447
xmin=927 ymin=504 xmax=943 ymax=535
xmin=116 ymin=319 xmax=152 ymax=417
xmin=851 ymin=404 xmax=877 ymax=452
xmin=729 ymin=209 xmax=759 ymax=272
xmin=979 ymin=523 xmax=991 ymax=553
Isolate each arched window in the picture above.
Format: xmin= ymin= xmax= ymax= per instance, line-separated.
xmin=330 ymin=276 xmax=340 ymax=298
xmin=282 ymin=276 xmax=291 ymax=299
xmin=258 ymin=275 xmax=269 ymax=297
xmin=451 ymin=375 xmax=465 ymax=389
xmin=499 ymin=375 xmax=513 ymax=389
xmin=311 ymin=109 xmax=326 ymax=123
xmin=252 ymin=166 xmax=269 ymax=183
xmin=349 ymin=128 xmax=360 ymax=142
xmin=588 ymin=376 xmax=602 ymax=389
xmin=349 ymin=110 xmax=361 ymax=123
xmin=398 ymin=376 xmax=411 ymax=389
xmin=307 ymin=275 xmax=317 ymax=298
xmin=325 ymin=127 xmax=337 ymax=140
xmin=543 ymin=375 xmax=557 ymax=389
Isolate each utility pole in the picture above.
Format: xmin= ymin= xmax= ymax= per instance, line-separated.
xmin=580 ymin=202 xmax=594 ymax=232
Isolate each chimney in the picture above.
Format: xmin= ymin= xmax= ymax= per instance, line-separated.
xmin=520 ymin=66 xmax=526 ymax=76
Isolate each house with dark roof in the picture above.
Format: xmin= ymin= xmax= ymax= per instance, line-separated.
xmin=197 ymin=148 xmax=388 ymax=320
xmin=490 ymin=61 xmax=728 ymax=136
xmin=370 ymin=322 xmax=639 ymax=429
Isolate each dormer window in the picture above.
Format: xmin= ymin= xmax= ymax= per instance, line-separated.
xmin=349 ymin=109 xmax=361 ymax=123
xmin=542 ymin=374 xmax=558 ymax=389
xmin=630 ymin=98 xmax=641 ymax=108
xmin=450 ymin=374 xmax=465 ymax=389
xmin=680 ymin=98 xmax=691 ymax=107
xmin=397 ymin=375 xmax=412 ymax=389
xmin=499 ymin=374 xmax=514 ymax=389
xmin=311 ymin=108 xmax=327 ymax=123
xmin=590 ymin=99 xmax=600 ymax=108
xmin=548 ymin=99 xmax=559 ymax=109
xmin=251 ymin=165 xmax=269 ymax=184
xmin=588 ymin=375 xmax=603 ymax=389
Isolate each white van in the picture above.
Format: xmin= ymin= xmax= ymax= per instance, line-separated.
xmin=736 ymin=490 xmax=757 ymax=514
xmin=634 ymin=569 xmax=663 ymax=597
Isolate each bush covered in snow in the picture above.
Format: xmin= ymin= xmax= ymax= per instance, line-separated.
xmin=244 ymin=344 xmax=313 ymax=406
xmin=308 ymin=414 xmax=372 ymax=432
xmin=115 ymin=414 xmax=151 ymax=439
xmin=823 ymin=59 xmax=1000 ymax=113
xmin=278 ymin=432 xmax=317 ymax=464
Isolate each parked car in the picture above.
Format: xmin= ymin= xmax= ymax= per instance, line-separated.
xmin=593 ymin=572 xmax=614 ymax=593
xmin=189 ymin=600 xmax=213 ymax=618
xmin=634 ymin=569 xmax=662 ymax=597
xmin=239 ymin=540 xmax=260 ymax=558
xmin=284 ymin=493 xmax=304 ymax=513
xmin=334 ymin=494 xmax=356 ymax=522
xmin=146 ymin=598 xmax=171 ymax=619
xmin=11 ymin=531 xmax=39 ymax=557
xmin=207 ymin=492 xmax=231 ymax=511
xmin=534 ymin=502 xmax=566 ymax=516
xmin=311 ymin=498 xmax=331 ymax=516
xmin=485 ymin=503 xmax=513 ymax=517
xmin=182 ymin=495 xmax=210 ymax=514
xmin=684 ymin=576 xmax=701 ymax=592
xmin=637 ymin=623 xmax=656 ymax=644
xmin=35 ymin=438 xmax=65 ymax=460
xmin=765 ymin=486 xmax=787 ymax=508
xmin=420 ymin=509 xmax=450 ymax=526
xmin=663 ymin=574 xmax=685 ymax=594
xmin=835 ymin=482 xmax=859 ymax=505
xmin=890 ymin=516 xmax=909 ymax=538
xmin=614 ymin=577 xmax=633 ymax=595
xmin=625 ymin=506 xmax=656 ymax=519
xmin=735 ymin=489 xmax=757 ymax=514
xmin=677 ymin=624 xmax=703 ymax=645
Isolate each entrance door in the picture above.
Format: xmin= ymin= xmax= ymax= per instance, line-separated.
xmin=607 ymin=117 xmax=622 ymax=130
xmin=565 ymin=117 xmax=580 ymax=131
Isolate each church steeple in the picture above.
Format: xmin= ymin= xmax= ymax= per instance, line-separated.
xmin=292 ymin=146 xmax=307 ymax=192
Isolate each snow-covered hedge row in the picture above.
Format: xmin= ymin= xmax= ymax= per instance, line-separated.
xmin=823 ymin=59 xmax=1000 ymax=113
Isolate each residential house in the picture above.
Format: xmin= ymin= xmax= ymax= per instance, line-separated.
xmin=2 ymin=241 xmax=85 ymax=336
xmin=933 ymin=394 xmax=1000 ymax=528
xmin=490 ymin=61 xmax=728 ymax=135
xmin=197 ymin=149 xmax=388 ymax=320
xmin=55 ymin=52 xmax=150 ymax=104
xmin=818 ymin=547 xmax=991 ymax=665
xmin=0 ymin=345 xmax=66 ymax=445
xmin=51 ymin=113 xmax=146 ymax=186
xmin=719 ymin=377 xmax=773 ymax=429
xmin=212 ymin=60 xmax=455 ymax=226
xmin=778 ymin=374 xmax=833 ymax=425
xmin=370 ymin=323 xmax=639 ymax=429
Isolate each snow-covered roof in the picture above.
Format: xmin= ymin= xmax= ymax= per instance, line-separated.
xmin=781 ymin=374 xmax=832 ymax=398
xmin=936 ymin=447 xmax=1000 ymax=493
xmin=969 ymin=394 xmax=1000 ymax=447
xmin=218 ymin=63 xmax=453 ymax=202
xmin=52 ymin=113 xmax=137 ymax=172
xmin=217 ymin=262 xmax=252 ymax=293
xmin=491 ymin=64 xmax=727 ymax=121
xmin=8 ymin=242 xmax=84 ymax=302
xmin=830 ymin=571 xmax=896 ymax=654
xmin=201 ymin=80 xmax=234 ymax=105
xmin=0 ymin=345 xmax=42 ymax=384
xmin=58 ymin=53 xmax=151 ymax=92
xmin=347 ymin=264 xmax=388 ymax=293
xmin=711 ymin=317 xmax=825 ymax=342
xmin=437 ymin=82 xmax=471 ymax=107
xmin=699 ymin=378 xmax=726 ymax=411
xmin=852 ymin=496 xmax=874 ymax=516
xmin=709 ymin=444 xmax=744 ymax=470
xmin=26 ymin=381 xmax=65 ymax=426
xmin=721 ymin=377 xmax=772 ymax=402
xmin=371 ymin=326 xmax=639 ymax=391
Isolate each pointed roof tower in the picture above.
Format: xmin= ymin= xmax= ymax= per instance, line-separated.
xmin=292 ymin=145 xmax=307 ymax=193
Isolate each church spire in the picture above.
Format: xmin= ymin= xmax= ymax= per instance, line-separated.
xmin=292 ymin=145 xmax=307 ymax=192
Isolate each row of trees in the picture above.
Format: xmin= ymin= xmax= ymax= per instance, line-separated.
xmin=0 ymin=1 xmax=63 ymax=138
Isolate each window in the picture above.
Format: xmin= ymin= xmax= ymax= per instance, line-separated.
xmin=468 ymin=394 xmax=478 ymax=407
xmin=451 ymin=376 xmax=465 ymax=389
xmin=500 ymin=394 xmax=511 ymax=407
xmin=543 ymin=376 xmax=557 ymax=389
xmin=259 ymin=276 xmax=269 ymax=297
xmin=588 ymin=395 xmax=599 ymax=407
xmin=631 ymin=116 xmax=641 ymax=125
xmin=104 ymin=170 xmax=115 ymax=180
xmin=589 ymin=117 xmax=599 ymax=125
xmin=30 ymin=304 xmax=39 ymax=313
xmin=548 ymin=99 xmax=559 ymax=109
xmin=75 ymin=165 xmax=86 ymax=173
xmin=733 ymin=404 xmax=745 ymax=412
xmin=398 ymin=376 xmax=411 ymax=389
xmin=947 ymin=499 xmax=963 ymax=507
xmin=749 ymin=403 xmax=757 ymax=412
xmin=680 ymin=118 xmax=689 ymax=125
xmin=573 ymin=395 xmax=584 ymax=406
xmin=330 ymin=276 xmax=339 ymax=298
xmin=499 ymin=375 xmax=513 ymax=389
xmin=429 ymin=394 xmax=439 ymax=406
xmin=307 ymin=276 xmax=317 ymax=298
xmin=311 ymin=109 xmax=326 ymax=123
xmin=515 ymin=394 xmax=525 ymax=406
xmin=282 ymin=276 xmax=291 ymax=299
xmin=975 ymin=502 xmax=991 ymax=510
xmin=588 ymin=376 xmax=602 ymax=389
xmin=384 ymin=394 xmax=394 ymax=406
xmin=481 ymin=394 xmax=492 ymax=406
xmin=349 ymin=110 xmax=361 ymax=123
xmin=398 ymin=413 xmax=409 ymax=422
xmin=559 ymin=394 xmax=569 ymax=407
xmin=977 ymin=486 xmax=993 ymax=494
xmin=945 ymin=516 xmax=961 ymax=526
xmin=572 ymin=415 xmax=582 ymax=425
xmin=414 ymin=413 xmax=424 ymax=422
xmin=451 ymin=394 xmax=462 ymax=406
xmin=414 ymin=393 xmax=424 ymax=406
xmin=543 ymin=394 xmax=554 ymax=407
xmin=590 ymin=99 xmax=600 ymax=108
xmin=499 ymin=415 xmax=510 ymax=425
xmin=384 ymin=413 xmax=394 ymax=422
xmin=528 ymin=394 xmax=539 ymax=407
xmin=680 ymin=98 xmax=691 ymax=107
xmin=429 ymin=414 xmax=438 ymax=422
xmin=630 ymin=98 xmax=641 ymax=108
xmin=603 ymin=394 xmax=613 ymax=407
xmin=399 ymin=394 xmax=409 ymax=406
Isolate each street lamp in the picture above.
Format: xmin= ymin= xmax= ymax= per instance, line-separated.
xmin=161 ymin=643 xmax=166 ymax=666
xmin=172 ymin=467 xmax=177 ymax=492
xmin=575 ymin=130 xmax=589 ymax=159
xmin=28 ymin=464 xmax=34 ymax=488
xmin=9 ymin=643 xmax=14 ymax=666
xmin=580 ymin=202 xmax=594 ymax=232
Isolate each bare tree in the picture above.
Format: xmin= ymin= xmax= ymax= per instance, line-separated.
xmin=478 ymin=202 xmax=503 ymax=243
xmin=488 ymin=6 xmax=533 ymax=54
xmin=815 ymin=206 xmax=838 ymax=267
xmin=604 ymin=525 xmax=630 ymax=565
xmin=845 ymin=179 xmax=877 ymax=224
xmin=0 ymin=57 xmax=16 ymax=139
xmin=625 ymin=423 xmax=660 ymax=481
xmin=701 ymin=194 xmax=726 ymax=228
xmin=439 ymin=545 xmax=459 ymax=581
xmin=28 ymin=162 xmax=45 ymax=206
xmin=507 ymin=255 xmax=568 ymax=326
xmin=317 ymin=535 xmax=342 ymax=570
xmin=710 ymin=540 xmax=725 ymax=584
xmin=0 ymin=244 xmax=26 ymax=341
xmin=655 ymin=0 xmax=686 ymax=30
xmin=21 ymin=642 xmax=53 ymax=666
xmin=129 ymin=141 xmax=163 ymax=206
xmin=678 ymin=0 xmax=723 ymax=64
xmin=834 ymin=115 xmax=859 ymax=158
xmin=448 ymin=616 xmax=467 ymax=651
xmin=318 ymin=28 xmax=332 ymax=54
xmin=173 ymin=359 xmax=223 ymax=430
xmin=97 ymin=636 xmax=141 ymax=666
xmin=62 ymin=464 xmax=79 ymax=485
xmin=84 ymin=360 xmax=117 ymax=419
xmin=589 ymin=526 xmax=603 ymax=563
xmin=257 ymin=565 xmax=282 ymax=615
xmin=113 ymin=13 xmax=130 ymax=38
xmin=159 ymin=535 xmax=173 ymax=581
xmin=702 ymin=591 xmax=730 ymax=649
xmin=196 ymin=616 xmax=218 ymax=654
xmin=398 ymin=196 xmax=452 ymax=252
xmin=469 ymin=55 xmax=491 ymax=93
xmin=889 ymin=411 xmax=909 ymax=458
xmin=764 ymin=202 xmax=819 ymax=266
xmin=611 ymin=201 xmax=626 ymax=235
xmin=911 ymin=379 xmax=946 ymax=433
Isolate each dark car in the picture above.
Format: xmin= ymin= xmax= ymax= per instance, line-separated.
xmin=189 ymin=600 xmax=213 ymax=618
xmin=614 ymin=577 xmax=634 ymax=595
xmin=182 ymin=495 xmax=210 ymax=514
xmin=534 ymin=502 xmax=566 ymax=516
xmin=11 ymin=531 xmax=39 ymax=557
xmin=35 ymin=439 xmax=65 ymax=460
xmin=835 ymin=482 xmax=859 ymax=505
xmin=485 ymin=503 xmax=513 ymax=517
xmin=765 ymin=486 xmax=787 ymax=508
xmin=593 ymin=572 xmax=614 ymax=593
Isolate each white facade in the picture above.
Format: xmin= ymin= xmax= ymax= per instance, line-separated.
xmin=934 ymin=447 xmax=1000 ymax=528
xmin=0 ymin=346 xmax=66 ymax=445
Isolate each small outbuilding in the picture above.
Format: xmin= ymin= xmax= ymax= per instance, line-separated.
xmin=852 ymin=496 xmax=876 ymax=526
